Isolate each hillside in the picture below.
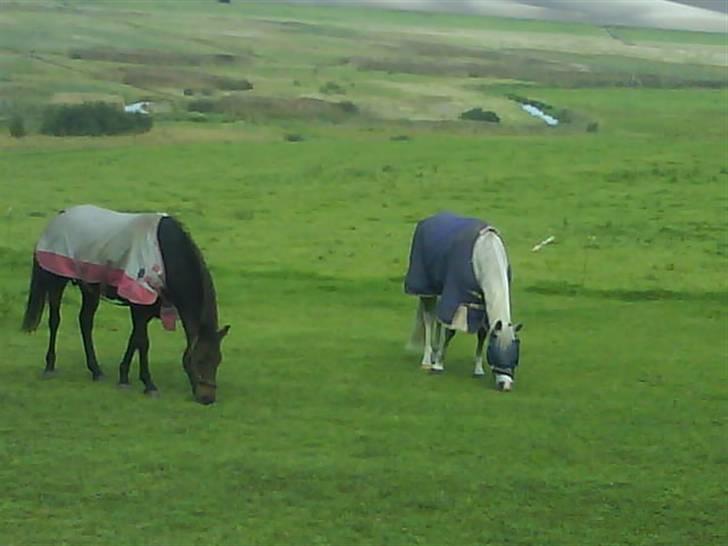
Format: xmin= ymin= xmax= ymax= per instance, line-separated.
xmin=1 ymin=0 xmax=726 ymax=135
xmin=293 ymin=0 xmax=728 ymax=32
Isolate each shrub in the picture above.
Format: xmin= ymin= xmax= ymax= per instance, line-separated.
xmin=188 ymin=99 xmax=216 ymax=113
xmin=586 ymin=121 xmax=600 ymax=133
xmin=40 ymin=102 xmax=152 ymax=136
xmin=319 ymin=81 xmax=346 ymax=95
xmin=338 ymin=100 xmax=358 ymax=114
xmin=284 ymin=133 xmax=304 ymax=142
xmin=556 ymin=109 xmax=573 ymax=123
xmin=9 ymin=115 xmax=26 ymax=138
xmin=460 ymin=108 xmax=500 ymax=123
xmin=213 ymin=77 xmax=253 ymax=91
xmin=186 ymin=96 xmax=360 ymax=123
xmin=506 ymin=94 xmax=554 ymax=112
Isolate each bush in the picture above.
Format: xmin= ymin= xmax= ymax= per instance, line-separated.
xmin=338 ymin=100 xmax=358 ymax=114
xmin=319 ymin=81 xmax=346 ymax=95
xmin=284 ymin=133 xmax=304 ymax=142
xmin=186 ymin=96 xmax=360 ymax=123
xmin=460 ymin=108 xmax=500 ymax=123
xmin=213 ymin=77 xmax=253 ymax=91
xmin=188 ymin=99 xmax=216 ymax=113
xmin=586 ymin=121 xmax=600 ymax=133
xmin=506 ymin=94 xmax=554 ymax=112
xmin=41 ymin=102 xmax=152 ymax=136
xmin=9 ymin=115 xmax=26 ymax=138
xmin=555 ymin=109 xmax=573 ymax=124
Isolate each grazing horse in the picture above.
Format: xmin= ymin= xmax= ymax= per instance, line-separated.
xmin=21 ymin=205 xmax=230 ymax=404
xmin=404 ymin=212 xmax=522 ymax=391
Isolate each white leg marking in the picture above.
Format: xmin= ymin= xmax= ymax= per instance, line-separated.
xmin=421 ymin=346 xmax=433 ymax=369
xmin=473 ymin=358 xmax=485 ymax=377
xmin=431 ymin=322 xmax=447 ymax=373
xmin=421 ymin=299 xmax=434 ymax=370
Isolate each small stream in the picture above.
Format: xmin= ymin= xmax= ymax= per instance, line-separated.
xmin=521 ymin=103 xmax=559 ymax=126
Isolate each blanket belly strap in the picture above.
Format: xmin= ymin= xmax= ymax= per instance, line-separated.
xmin=404 ymin=212 xmax=490 ymax=334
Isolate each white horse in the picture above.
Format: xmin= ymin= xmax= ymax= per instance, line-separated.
xmin=405 ymin=216 xmax=522 ymax=391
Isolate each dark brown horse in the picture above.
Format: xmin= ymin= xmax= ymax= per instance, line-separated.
xmin=21 ymin=209 xmax=230 ymax=404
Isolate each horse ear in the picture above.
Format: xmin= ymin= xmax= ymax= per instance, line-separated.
xmin=514 ymin=323 xmax=523 ymax=333
xmin=218 ymin=325 xmax=231 ymax=340
xmin=493 ymin=320 xmax=503 ymax=332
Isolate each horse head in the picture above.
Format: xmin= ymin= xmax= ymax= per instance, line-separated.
xmin=183 ymin=325 xmax=230 ymax=404
xmin=486 ymin=320 xmax=522 ymax=391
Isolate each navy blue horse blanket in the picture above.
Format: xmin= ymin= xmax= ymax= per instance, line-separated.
xmin=404 ymin=212 xmax=492 ymax=333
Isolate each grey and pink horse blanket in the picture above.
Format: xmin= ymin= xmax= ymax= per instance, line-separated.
xmin=404 ymin=212 xmax=491 ymax=333
xmin=35 ymin=205 xmax=177 ymax=329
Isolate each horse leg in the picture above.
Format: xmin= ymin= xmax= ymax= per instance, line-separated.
xmin=473 ymin=327 xmax=487 ymax=377
xmin=420 ymin=296 xmax=437 ymax=369
xmin=431 ymin=326 xmax=455 ymax=374
xmin=118 ymin=319 xmax=136 ymax=388
xmin=78 ymin=285 xmax=104 ymax=381
xmin=44 ymin=277 xmax=68 ymax=376
xmin=134 ymin=306 xmax=158 ymax=395
xmin=406 ymin=298 xmax=426 ymax=352
xmin=118 ymin=306 xmax=156 ymax=394
xmin=430 ymin=320 xmax=442 ymax=370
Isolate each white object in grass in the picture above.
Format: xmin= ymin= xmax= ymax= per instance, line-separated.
xmin=531 ymin=235 xmax=555 ymax=252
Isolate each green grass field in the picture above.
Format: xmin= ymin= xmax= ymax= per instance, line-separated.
xmin=1 ymin=1 xmax=727 ymax=545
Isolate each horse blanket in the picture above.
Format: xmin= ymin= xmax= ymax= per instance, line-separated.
xmin=35 ymin=205 xmax=177 ymax=329
xmin=404 ymin=212 xmax=491 ymax=333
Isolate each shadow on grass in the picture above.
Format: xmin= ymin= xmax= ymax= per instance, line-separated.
xmin=217 ymin=268 xmax=404 ymax=308
xmin=224 ymin=270 xmax=728 ymax=306
xmin=526 ymin=280 xmax=728 ymax=304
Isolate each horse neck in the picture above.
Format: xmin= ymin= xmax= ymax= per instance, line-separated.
xmin=473 ymin=230 xmax=512 ymax=334
xmin=161 ymin=221 xmax=219 ymax=342
xmin=178 ymin=267 xmax=218 ymax=343
xmin=198 ymin=267 xmax=219 ymax=335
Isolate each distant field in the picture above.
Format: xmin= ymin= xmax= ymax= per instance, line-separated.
xmin=1 ymin=2 xmax=727 ymax=545
xmin=608 ymin=24 xmax=728 ymax=45
xmin=0 ymin=0 xmax=726 ymax=130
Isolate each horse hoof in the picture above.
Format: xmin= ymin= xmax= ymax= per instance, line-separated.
xmin=92 ymin=372 xmax=105 ymax=382
xmin=420 ymin=363 xmax=433 ymax=371
xmin=144 ymin=389 xmax=160 ymax=398
xmin=42 ymin=370 xmax=57 ymax=379
xmin=117 ymin=383 xmax=131 ymax=390
xmin=430 ymin=368 xmax=444 ymax=375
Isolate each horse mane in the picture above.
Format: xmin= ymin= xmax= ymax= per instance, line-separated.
xmin=167 ymin=216 xmax=219 ymax=334
xmin=473 ymin=229 xmax=513 ymax=337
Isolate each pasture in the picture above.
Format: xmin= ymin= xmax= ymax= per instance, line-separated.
xmin=1 ymin=1 xmax=727 ymax=545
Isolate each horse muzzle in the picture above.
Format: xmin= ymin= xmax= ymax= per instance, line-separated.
xmin=195 ymin=383 xmax=217 ymax=405
xmin=494 ymin=373 xmax=513 ymax=392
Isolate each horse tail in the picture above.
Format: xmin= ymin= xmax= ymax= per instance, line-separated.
xmin=22 ymin=257 xmax=47 ymax=332
xmin=406 ymin=298 xmax=425 ymax=352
